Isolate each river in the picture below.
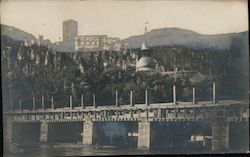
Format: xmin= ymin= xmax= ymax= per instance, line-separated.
xmin=5 ymin=142 xmax=246 ymax=157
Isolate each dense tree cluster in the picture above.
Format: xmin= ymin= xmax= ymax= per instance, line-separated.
xmin=1 ymin=35 xmax=248 ymax=111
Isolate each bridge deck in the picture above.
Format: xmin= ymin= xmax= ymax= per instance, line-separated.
xmin=4 ymin=99 xmax=249 ymax=114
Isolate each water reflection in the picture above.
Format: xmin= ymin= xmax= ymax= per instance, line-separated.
xmin=5 ymin=143 xmax=216 ymax=157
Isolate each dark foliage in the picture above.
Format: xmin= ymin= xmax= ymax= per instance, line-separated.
xmin=1 ymin=34 xmax=248 ymax=110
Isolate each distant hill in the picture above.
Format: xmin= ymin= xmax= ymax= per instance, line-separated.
xmin=123 ymin=27 xmax=248 ymax=50
xmin=1 ymin=24 xmax=248 ymax=51
xmin=1 ymin=24 xmax=37 ymax=42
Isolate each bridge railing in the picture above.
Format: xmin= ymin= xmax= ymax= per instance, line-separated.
xmin=11 ymin=82 xmax=218 ymax=112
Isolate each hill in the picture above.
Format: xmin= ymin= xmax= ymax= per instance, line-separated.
xmin=123 ymin=27 xmax=248 ymax=50
xmin=1 ymin=24 xmax=37 ymax=42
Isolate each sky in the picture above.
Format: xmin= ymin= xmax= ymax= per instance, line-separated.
xmin=1 ymin=0 xmax=248 ymax=42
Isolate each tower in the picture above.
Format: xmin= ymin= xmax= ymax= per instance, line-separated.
xmin=62 ymin=19 xmax=78 ymax=51
xmin=63 ymin=19 xmax=78 ymax=42
xmin=136 ymin=23 xmax=155 ymax=72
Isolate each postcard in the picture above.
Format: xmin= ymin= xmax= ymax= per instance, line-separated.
xmin=1 ymin=0 xmax=249 ymax=156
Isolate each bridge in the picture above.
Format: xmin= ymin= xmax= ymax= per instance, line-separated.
xmin=3 ymin=84 xmax=249 ymax=152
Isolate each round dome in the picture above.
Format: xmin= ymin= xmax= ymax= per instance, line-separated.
xmin=136 ymin=56 xmax=155 ymax=69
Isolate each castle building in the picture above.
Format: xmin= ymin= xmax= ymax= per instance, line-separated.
xmin=75 ymin=35 xmax=121 ymax=52
xmin=75 ymin=35 xmax=107 ymax=52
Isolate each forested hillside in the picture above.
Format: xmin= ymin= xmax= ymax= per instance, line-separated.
xmin=1 ymin=28 xmax=248 ymax=111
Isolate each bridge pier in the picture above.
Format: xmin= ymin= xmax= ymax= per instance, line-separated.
xmin=137 ymin=121 xmax=151 ymax=149
xmin=40 ymin=121 xmax=48 ymax=143
xmin=5 ymin=122 xmax=13 ymax=143
xmin=212 ymin=113 xmax=229 ymax=152
xmin=82 ymin=120 xmax=97 ymax=145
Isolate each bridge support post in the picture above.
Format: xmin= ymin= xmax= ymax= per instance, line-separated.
xmin=174 ymin=108 xmax=178 ymax=119
xmin=5 ymin=121 xmax=13 ymax=143
xmin=158 ymin=108 xmax=162 ymax=118
xmin=212 ymin=112 xmax=229 ymax=152
xmin=82 ymin=120 xmax=97 ymax=145
xmin=40 ymin=121 xmax=48 ymax=143
xmin=130 ymin=109 xmax=133 ymax=118
xmin=116 ymin=110 xmax=119 ymax=118
xmin=166 ymin=109 xmax=169 ymax=118
xmin=103 ymin=110 xmax=107 ymax=118
xmin=138 ymin=121 xmax=151 ymax=149
xmin=60 ymin=112 xmax=64 ymax=119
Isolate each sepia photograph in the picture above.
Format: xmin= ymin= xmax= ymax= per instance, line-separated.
xmin=1 ymin=0 xmax=249 ymax=156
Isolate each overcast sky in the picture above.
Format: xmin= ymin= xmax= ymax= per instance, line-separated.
xmin=1 ymin=0 xmax=248 ymax=42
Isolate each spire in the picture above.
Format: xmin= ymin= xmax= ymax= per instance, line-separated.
xmin=144 ymin=23 xmax=147 ymax=45
xmin=141 ymin=22 xmax=149 ymax=50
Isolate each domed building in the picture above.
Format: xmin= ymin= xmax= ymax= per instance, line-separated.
xmin=136 ymin=43 xmax=155 ymax=71
xmin=136 ymin=25 xmax=155 ymax=72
